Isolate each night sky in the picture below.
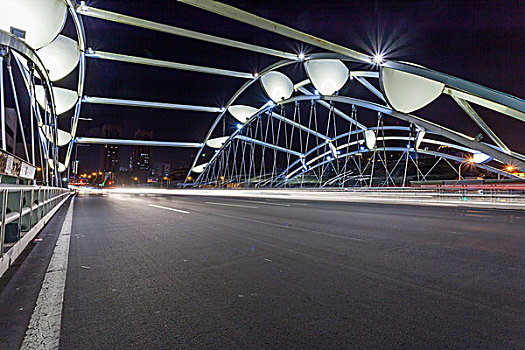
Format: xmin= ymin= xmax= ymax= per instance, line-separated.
xmin=61 ymin=0 xmax=525 ymax=172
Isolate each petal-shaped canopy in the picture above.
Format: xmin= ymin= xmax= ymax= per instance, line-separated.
xmin=35 ymin=86 xmax=78 ymax=115
xmin=42 ymin=125 xmax=72 ymax=147
xmin=380 ymin=66 xmax=444 ymax=113
xmin=260 ymin=71 xmax=293 ymax=102
xmin=206 ymin=136 xmax=230 ymax=149
xmin=304 ymin=59 xmax=349 ymax=95
xmin=364 ymin=130 xmax=376 ymax=150
xmin=228 ymin=105 xmax=258 ymax=123
xmin=47 ymin=159 xmax=67 ymax=173
xmin=37 ymin=35 xmax=80 ymax=82
xmin=0 ymin=0 xmax=67 ymax=49
xmin=192 ymin=163 xmax=209 ymax=174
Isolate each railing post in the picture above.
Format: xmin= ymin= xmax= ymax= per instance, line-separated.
xmin=0 ymin=190 xmax=7 ymax=258
xmin=29 ymin=189 xmax=34 ymax=230
xmin=17 ymin=189 xmax=24 ymax=236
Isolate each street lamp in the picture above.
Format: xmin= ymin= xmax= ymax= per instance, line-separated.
xmin=458 ymin=157 xmax=474 ymax=181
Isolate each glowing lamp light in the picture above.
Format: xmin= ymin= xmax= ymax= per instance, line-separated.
xmin=471 ymin=151 xmax=492 ymax=164
xmin=372 ymin=54 xmax=384 ymax=64
xmin=297 ymin=52 xmax=305 ymax=61
xmin=228 ymin=105 xmax=258 ymax=123
xmin=380 ymin=65 xmax=444 ymax=113
xmin=506 ymin=165 xmax=515 ymax=172
xmin=36 ymin=35 xmax=80 ymax=82
xmin=260 ymin=71 xmax=293 ymax=102
xmin=206 ymin=136 xmax=229 ymax=149
xmin=304 ymin=59 xmax=349 ymax=95
xmin=364 ymin=130 xmax=377 ymax=150
xmin=42 ymin=125 xmax=72 ymax=146
xmin=0 ymin=0 xmax=67 ymax=49
xmin=35 ymin=86 xmax=78 ymax=115
xmin=192 ymin=163 xmax=208 ymax=174
xmin=236 ymin=124 xmax=243 ymax=130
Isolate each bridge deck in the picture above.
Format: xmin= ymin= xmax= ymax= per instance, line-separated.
xmin=0 ymin=194 xmax=523 ymax=348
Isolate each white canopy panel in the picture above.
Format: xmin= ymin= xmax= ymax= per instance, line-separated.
xmin=305 ymin=59 xmax=349 ymax=95
xmin=42 ymin=125 xmax=72 ymax=146
xmin=206 ymin=136 xmax=230 ymax=149
xmin=228 ymin=105 xmax=258 ymax=123
xmin=0 ymin=0 xmax=67 ymax=49
xmin=35 ymin=86 xmax=78 ymax=115
xmin=192 ymin=163 xmax=209 ymax=174
xmin=37 ymin=35 xmax=80 ymax=81
xmin=472 ymin=151 xmax=492 ymax=164
xmin=260 ymin=71 xmax=293 ymax=102
xmin=364 ymin=130 xmax=377 ymax=150
xmin=380 ymin=66 xmax=444 ymax=113
xmin=47 ymin=159 xmax=67 ymax=173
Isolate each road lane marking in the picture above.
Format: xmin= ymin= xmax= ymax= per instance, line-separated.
xmin=21 ymin=199 xmax=75 ymax=350
xmin=148 ymin=204 xmax=189 ymax=214
xmin=240 ymin=200 xmax=290 ymax=207
xmin=205 ymin=202 xmax=258 ymax=209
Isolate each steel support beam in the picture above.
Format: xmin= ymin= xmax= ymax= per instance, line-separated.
xmin=178 ymin=0 xmax=371 ymax=63
xmin=296 ymin=87 xmax=366 ymax=130
xmin=86 ymin=50 xmax=254 ymax=79
xmin=270 ymin=112 xmax=331 ymax=141
xmin=74 ymin=137 xmax=203 ymax=147
xmin=76 ymin=5 xmax=297 ymax=60
xmin=354 ymin=76 xmax=386 ymax=103
xmin=235 ymin=135 xmax=303 ymax=157
xmin=451 ymin=96 xmax=510 ymax=154
xmin=82 ymin=96 xmax=222 ymax=113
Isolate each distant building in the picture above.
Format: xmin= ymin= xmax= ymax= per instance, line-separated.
xmin=158 ymin=163 xmax=171 ymax=177
xmin=131 ymin=130 xmax=153 ymax=180
xmin=101 ymin=124 xmax=121 ymax=172
xmin=1 ymin=108 xmax=18 ymax=154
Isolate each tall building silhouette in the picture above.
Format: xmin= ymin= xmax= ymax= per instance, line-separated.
xmin=131 ymin=130 xmax=153 ymax=179
xmin=101 ymin=124 xmax=121 ymax=172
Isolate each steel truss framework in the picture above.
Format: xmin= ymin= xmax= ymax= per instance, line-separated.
xmin=2 ymin=1 xmax=523 ymax=187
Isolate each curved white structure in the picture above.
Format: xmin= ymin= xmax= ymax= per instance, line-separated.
xmin=228 ymin=105 xmax=258 ymax=123
xmin=0 ymin=0 xmax=67 ymax=49
xmin=364 ymin=130 xmax=377 ymax=150
xmin=380 ymin=66 xmax=444 ymax=113
xmin=206 ymin=136 xmax=230 ymax=149
xmin=472 ymin=152 xmax=492 ymax=164
xmin=260 ymin=71 xmax=293 ymax=102
xmin=305 ymin=59 xmax=349 ymax=95
xmin=42 ymin=125 xmax=72 ymax=147
xmin=35 ymin=86 xmax=78 ymax=115
xmin=36 ymin=35 xmax=80 ymax=81
xmin=47 ymin=159 xmax=67 ymax=173
xmin=192 ymin=163 xmax=209 ymax=174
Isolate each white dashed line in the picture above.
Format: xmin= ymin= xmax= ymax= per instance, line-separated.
xmin=205 ymin=202 xmax=258 ymax=209
xmin=148 ymin=204 xmax=189 ymax=214
xmin=240 ymin=200 xmax=291 ymax=207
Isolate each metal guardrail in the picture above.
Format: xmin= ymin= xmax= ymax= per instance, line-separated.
xmin=0 ymin=186 xmax=70 ymax=259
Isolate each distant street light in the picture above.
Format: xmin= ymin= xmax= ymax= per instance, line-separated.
xmin=458 ymin=157 xmax=474 ymax=181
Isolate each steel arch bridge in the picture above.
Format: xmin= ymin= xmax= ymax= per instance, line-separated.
xmin=0 ymin=0 xmax=523 ymax=188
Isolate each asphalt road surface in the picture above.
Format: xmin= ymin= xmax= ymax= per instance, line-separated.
xmin=1 ymin=193 xmax=524 ymax=349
